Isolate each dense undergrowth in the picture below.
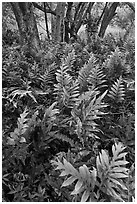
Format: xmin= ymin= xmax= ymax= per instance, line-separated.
xmin=2 ymin=31 xmax=135 ymax=202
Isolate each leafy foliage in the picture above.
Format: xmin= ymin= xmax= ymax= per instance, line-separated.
xmin=51 ymin=142 xmax=129 ymax=202
xmin=2 ymin=8 xmax=134 ymax=201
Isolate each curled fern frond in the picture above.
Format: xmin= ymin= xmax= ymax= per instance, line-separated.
xmin=108 ymin=76 xmax=125 ymax=102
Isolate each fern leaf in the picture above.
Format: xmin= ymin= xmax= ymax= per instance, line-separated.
xmin=39 ymin=63 xmax=56 ymax=88
xmin=42 ymin=102 xmax=59 ymax=133
xmin=81 ymin=189 xmax=90 ymax=202
xmin=108 ymin=76 xmax=125 ymax=102
xmin=88 ymin=65 xmax=107 ymax=89
xmin=62 ymin=176 xmax=77 ymax=187
xmin=78 ymin=54 xmax=97 ymax=91
xmin=96 ymin=142 xmax=129 ymax=201
xmin=55 ymin=61 xmax=79 ymax=108
xmin=9 ymin=89 xmax=37 ymax=103
xmin=7 ymin=107 xmax=29 ymax=145
xmin=51 ymin=157 xmax=97 ymax=201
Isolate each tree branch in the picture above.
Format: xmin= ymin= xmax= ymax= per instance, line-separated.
xmin=32 ymin=2 xmax=56 ymax=16
xmin=97 ymin=2 xmax=108 ymax=26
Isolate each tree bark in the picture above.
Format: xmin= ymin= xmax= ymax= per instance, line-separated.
xmin=97 ymin=2 xmax=108 ymax=26
xmin=54 ymin=3 xmax=65 ymax=42
xmin=44 ymin=2 xmax=50 ymax=39
xmin=11 ymin=2 xmax=41 ymax=57
xmin=75 ymin=2 xmax=94 ymax=34
xmin=98 ymin=2 xmax=119 ymax=38
xmin=64 ymin=2 xmax=73 ymax=43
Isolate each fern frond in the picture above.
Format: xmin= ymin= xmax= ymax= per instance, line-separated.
xmin=96 ymin=142 xmax=129 ymax=202
xmin=41 ymin=102 xmax=59 ymax=133
xmin=9 ymin=89 xmax=37 ymax=103
xmin=54 ymin=61 xmax=79 ymax=108
xmin=88 ymin=65 xmax=107 ymax=89
xmin=78 ymin=54 xmax=97 ymax=91
xmin=63 ymin=80 xmax=79 ymax=108
xmin=54 ymin=63 xmax=72 ymax=93
xmin=72 ymin=90 xmax=108 ymax=139
xmin=51 ymin=157 xmax=97 ymax=202
xmin=63 ymin=49 xmax=76 ymax=71
xmin=103 ymin=47 xmax=123 ymax=80
xmin=39 ymin=63 xmax=56 ymax=88
xmin=7 ymin=107 xmax=29 ymax=145
xmin=108 ymin=76 xmax=125 ymax=102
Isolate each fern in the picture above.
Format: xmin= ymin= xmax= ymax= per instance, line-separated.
xmin=63 ymin=49 xmax=76 ymax=71
xmin=108 ymin=76 xmax=125 ymax=102
xmin=52 ymin=142 xmax=129 ymax=202
xmin=51 ymin=158 xmax=97 ymax=202
xmin=88 ymin=65 xmax=107 ymax=89
xmin=41 ymin=102 xmax=59 ymax=134
xmin=54 ymin=61 xmax=79 ymax=108
xmin=78 ymin=54 xmax=97 ymax=91
xmin=103 ymin=47 xmax=124 ymax=80
xmin=9 ymin=89 xmax=37 ymax=103
xmin=7 ymin=107 xmax=29 ymax=145
xmin=96 ymin=142 xmax=129 ymax=201
xmin=78 ymin=54 xmax=106 ymax=92
xmin=38 ymin=63 xmax=56 ymax=89
xmin=63 ymin=80 xmax=79 ymax=108
xmin=72 ymin=90 xmax=108 ymax=142
xmin=54 ymin=63 xmax=72 ymax=94
xmin=126 ymin=163 xmax=135 ymax=202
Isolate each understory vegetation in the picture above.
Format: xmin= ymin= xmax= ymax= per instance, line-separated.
xmin=2 ymin=2 xmax=135 ymax=202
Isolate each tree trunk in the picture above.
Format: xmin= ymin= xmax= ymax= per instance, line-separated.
xmin=98 ymin=2 xmax=119 ymax=38
xmin=50 ymin=3 xmax=56 ymax=41
xmin=44 ymin=2 xmax=50 ymax=39
xmin=64 ymin=2 xmax=73 ymax=43
xmin=54 ymin=3 xmax=65 ymax=42
xmin=11 ymin=2 xmax=41 ymax=57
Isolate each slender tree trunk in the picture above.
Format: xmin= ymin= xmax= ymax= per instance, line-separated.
xmin=75 ymin=2 xmax=94 ymax=34
xmin=44 ymin=2 xmax=50 ymax=39
xmin=64 ymin=2 xmax=73 ymax=43
xmin=98 ymin=2 xmax=119 ymax=38
xmin=97 ymin=2 xmax=108 ymax=26
xmin=50 ymin=3 xmax=56 ymax=41
xmin=54 ymin=3 xmax=65 ymax=42
xmin=69 ymin=2 xmax=94 ymax=40
xmin=11 ymin=2 xmax=41 ymax=57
